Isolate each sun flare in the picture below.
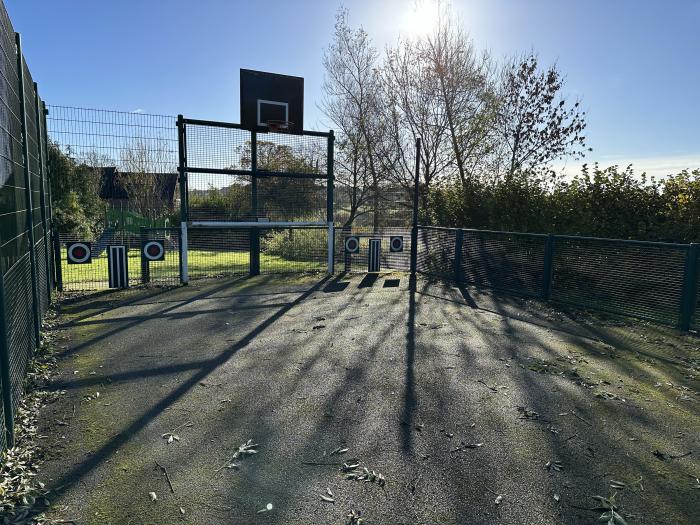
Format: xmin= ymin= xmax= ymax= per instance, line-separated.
xmin=402 ymin=0 xmax=440 ymax=36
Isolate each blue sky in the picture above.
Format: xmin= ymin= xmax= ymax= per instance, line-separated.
xmin=7 ymin=0 xmax=700 ymax=176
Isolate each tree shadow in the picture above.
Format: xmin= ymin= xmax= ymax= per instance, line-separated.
xmin=35 ymin=274 xmax=331 ymax=516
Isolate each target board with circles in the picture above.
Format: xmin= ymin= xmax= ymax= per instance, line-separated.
xmin=344 ymin=236 xmax=360 ymax=254
xmin=66 ymin=242 xmax=92 ymax=264
xmin=389 ymin=236 xmax=404 ymax=252
xmin=142 ymin=240 xmax=165 ymax=261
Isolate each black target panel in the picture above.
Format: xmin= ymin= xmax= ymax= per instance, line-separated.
xmin=107 ymin=245 xmax=129 ymax=289
xmin=390 ymin=236 xmax=404 ymax=253
xmin=368 ymin=239 xmax=381 ymax=272
xmin=240 ymin=69 xmax=304 ymax=133
xmin=142 ymin=240 xmax=165 ymax=261
xmin=345 ymin=236 xmax=360 ymax=254
xmin=67 ymin=242 xmax=92 ymax=264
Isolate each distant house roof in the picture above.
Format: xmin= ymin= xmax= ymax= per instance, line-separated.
xmin=99 ymin=167 xmax=178 ymax=204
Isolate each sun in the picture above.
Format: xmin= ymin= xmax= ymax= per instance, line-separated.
xmin=402 ymin=0 xmax=440 ymax=36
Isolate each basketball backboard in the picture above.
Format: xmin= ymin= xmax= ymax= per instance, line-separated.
xmin=240 ymin=69 xmax=304 ymax=134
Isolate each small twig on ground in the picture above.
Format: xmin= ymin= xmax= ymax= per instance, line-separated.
xmin=566 ymin=434 xmax=578 ymax=441
xmin=168 ymin=421 xmax=193 ymax=433
xmin=155 ymin=461 xmax=175 ymax=493
xmin=450 ymin=442 xmax=483 ymax=453
xmin=670 ymin=451 xmax=692 ymax=460
xmin=571 ymin=411 xmax=592 ymax=426
xmin=477 ymin=379 xmax=498 ymax=392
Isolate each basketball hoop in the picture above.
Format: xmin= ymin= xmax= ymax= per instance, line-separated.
xmin=266 ymin=119 xmax=293 ymax=132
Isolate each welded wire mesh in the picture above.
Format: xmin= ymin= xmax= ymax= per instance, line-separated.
xmin=47 ymin=106 xmax=177 ymax=172
xmin=334 ymin=185 xmax=413 ymax=229
xmin=459 ymin=230 xmax=547 ymax=296
xmin=338 ymin=227 xmax=413 ymax=273
xmin=415 ymin=227 xmax=456 ymax=279
xmin=693 ymin=253 xmax=700 ymax=331
xmin=257 ymin=177 xmax=327 ymax=222
xmin=0 ymin=0 xmax=54 ymax=450
xmin=0 ymin=377 xmax=5 ymax=450
xmin=184 ymin=123 xmax=250 ymax=172
xmin=189 ymin=173 xmax=252 ymax=221
xmin=187 ymin=227 xmax=250 ymax=280
xmin=184 ymin=122 xmax=330 ymax=223
xmin=139 ymin=228 xmax=180 ymax=286
xmin=47 ymin=107 xmax=179 ymax=291
xmin=0 ymin=23 xmax=26 ymax=273
xmin=5 ymin=253 xmax=36 ymax=409
xmin=186 ymin=226 xmax=329 ymax=278
xmin=551 ymin=237 xmax=688 ymax=325
xmin=36 ymin=239 xmax=48 ymax=313
xmin=58 ymin=223 xmax=181 ymax=290
xmin=46 ymin=105 xmax=179 ymax=233
xmin=260 ymin=227 xmax=328 ymax=273
xmin=256 ymin=131 xmax=328 ymax=174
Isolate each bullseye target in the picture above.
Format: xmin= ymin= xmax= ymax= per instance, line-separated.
xmin=142 ymin=240 xmax=165 ymax=261
xmin=389 ymin=235 xmax=404 ymax=253
xmin=344 ymin=236 xmax=360 ymax=254
xmin=67 ymin=242 xmax=92 ymax=264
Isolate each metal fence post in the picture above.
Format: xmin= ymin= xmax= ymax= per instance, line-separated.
xmin=410 ymin=138 xmax=421 ymax=278
xmin=16 ymin=33 xmax=41 ymax=345
xmin=327 ymin=130 xmax=335 ymax=274
xmin=250 ymin=131 xmax=260 ymax=276
xmin=326 ymin=130 xmax=335 ymax=224
xmin=177 ymin=115 xmax=189 ymax=284
xmin=679 ymin=243 xmax=699 ymax=331
xmin=52 ymin=229 xmax=63 ymax=292
xmin=343 ymin=226 xmax=352 ymax=273
xmin=541 ymin=234 xmax=555 ymax=300
xmin=0 ymin=264 xmax=14 ymax=448
xmin=453 ymin=229 xmax=464 ymax=283
xmin=33 ymin=83 xmax=51 ymax=305
xmin=41 ymin=102 xmax=55 ymax=293
xmin=140 ymin=227 xmax=150 ymax=284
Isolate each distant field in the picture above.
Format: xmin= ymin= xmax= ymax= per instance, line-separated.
xmin=61 ymin=249 xmax=325 ymax=289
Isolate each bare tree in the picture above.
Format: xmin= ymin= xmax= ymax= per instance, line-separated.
xmin=119 ymin=139 xmax=177 ymax=220
xmin=381 ymin=36 xmax=451 ymax=210
xmin=497 ymin=54 xmax=589 ymax=182
xmin=420 ymin=13 xmax=498 ymax=187
xmin=321 ymin=8 xmax=384 ymax=228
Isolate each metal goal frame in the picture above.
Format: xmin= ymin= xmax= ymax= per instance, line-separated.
xmin=176 ymin=116 xmax=335 ymax=283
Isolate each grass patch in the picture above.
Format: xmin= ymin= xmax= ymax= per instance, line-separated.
xmin=61 ymin=249 xmax=326 ymax=288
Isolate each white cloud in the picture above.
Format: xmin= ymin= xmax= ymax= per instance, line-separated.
xmin=553 ymin=154 xmax=700 ymax=180
xmin=131 ymin=108 xmax=144 ymax=114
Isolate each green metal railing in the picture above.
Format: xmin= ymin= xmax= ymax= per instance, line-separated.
xmin=0 ymin=1 xmax=53 ymax=450
xmin=415 ymin=226 xmax=700 ymax=331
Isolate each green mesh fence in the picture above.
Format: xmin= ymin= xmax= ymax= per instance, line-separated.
xmin=415 ymin=226 xmax=457 ymax=280
xmin=0 ymin=378 xmax=5 ymax=451
xmin=0 ymin=0 xmax=53 ymax=450
xmin=337 ymin=227 xmax=412 ymax=274
xmin=139 ymin=227 xmax=181 ymax=286
xmin=414 ymin=226 xmax=699 ymax=329
xmin=551 ymin=237 xmax=688 ymax=325
xmin=459 ymin=229 xmax=546 ymax=296
xmin=5 ymin=254 xmax=37 ymax=407
xmin=692 ymin=250 xmax=700 ymax=332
